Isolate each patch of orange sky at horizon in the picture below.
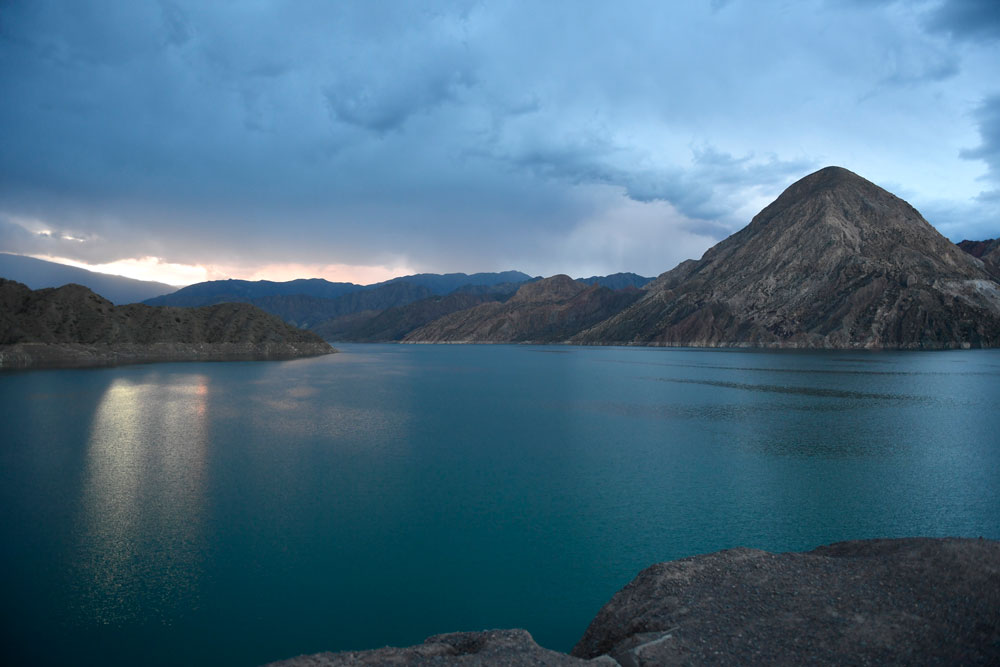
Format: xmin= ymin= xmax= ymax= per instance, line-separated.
xmin=31 ymin=254 xmax=417 ymax=287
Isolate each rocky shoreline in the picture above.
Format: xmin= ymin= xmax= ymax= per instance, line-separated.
xmin=0 ymin=340 xmax=334 ymax=369
xmin=268 ymin=537 xmax=1000 ymax=666
xmin=0 ymin=279 xmax=336 ymax=369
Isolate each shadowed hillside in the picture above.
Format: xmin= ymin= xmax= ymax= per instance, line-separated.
xmin=404 ymin=275 xmax=644 ymax=343
xmin=0 ymin=279 xmax=333 ymax=368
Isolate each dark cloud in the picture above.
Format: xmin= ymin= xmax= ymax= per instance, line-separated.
xmin=492 ymin=134 xmax=812 ymax=225
xmin=323 ymin=57 xmax=476 ymax=133
xmin=0 ymin=1 xmax=996 ymax=278
xmin=960 ymin=94 xmax=1000 ymax=191
xmin=925 ymin=0 xmax=1000 ymax=42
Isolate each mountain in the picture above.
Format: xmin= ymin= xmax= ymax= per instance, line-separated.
xmin=146 ymin=271 xmax=534 ymax=309
xmin=577 ymin=272 xmax=653 ymax=290
xmin=373 ymin=270 xmax=532 ymax=294
xmin=958 ymin=238 xmax=1000 ymax=280
xmin=404 ymin=275 xmax=643 ymax=343
xmin=144 ymin=272 xmax=535 ymax=331
xmin=574 ymin=166 xmax=1000 ymax=348
xmin=251 ymin=281 xmax=434 ymax=329
xmin=0 ymin=279 xmax=332 ymax=368
xmin=143 ymin=277 xmax=363 ymax=307
xmin=312 ymin=290 xmax=517 ymax=342
xmin=0 ymin=252 xmax=176 ymax=304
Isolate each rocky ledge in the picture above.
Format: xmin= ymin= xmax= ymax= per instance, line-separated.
xmin=268 ymin=537 xmax=1000 ymax=666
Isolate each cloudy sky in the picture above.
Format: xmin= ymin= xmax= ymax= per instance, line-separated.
xmin=1 ymin=0 xmax=999 ymax=285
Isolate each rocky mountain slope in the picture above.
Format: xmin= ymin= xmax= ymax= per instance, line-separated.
xmin=574 ymin=166 xmax=1000 ymax=348
xmin=250 ymin=281 xmax=434 ymax=329
xmin=958 ymin=237 xmax=1000 ymax=280
xmin=269 ymin=537 xmax=1000 ymax=666
xmin=0 ymin=279 xmax=333 ymax=368
xmin=404 ymin=275 xmax=643 ymax=343
xmin=312 ymin=290 xmax=515 ymax=342
xmin=0 ymin=252 xmax=176 ymax=304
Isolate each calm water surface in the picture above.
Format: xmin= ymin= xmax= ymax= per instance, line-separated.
xmin=2 ymin=344 xmax=999 ymax=665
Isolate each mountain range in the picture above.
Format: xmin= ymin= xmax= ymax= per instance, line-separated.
xmin=0 ymin=252 xmax=175 ymax=304
xmin=399 ymin=167 xmax=1000 ymax=348
xmin=403 ymin=275 xmax=643 ymax=343
xmin=2 ymin=167 xmax=998 ymax=349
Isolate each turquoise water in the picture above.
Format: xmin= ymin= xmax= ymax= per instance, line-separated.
xmin=2 ymin=344 xmax=999 ymax=665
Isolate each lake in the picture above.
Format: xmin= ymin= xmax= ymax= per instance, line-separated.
xmin=2 ymin=344 xmax=999 ymax=665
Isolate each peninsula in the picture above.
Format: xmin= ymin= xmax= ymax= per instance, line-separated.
xmin=0 ymin=279 xmax=334 ymax=369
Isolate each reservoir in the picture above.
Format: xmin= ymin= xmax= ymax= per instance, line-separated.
xmin=2 ymin=344 xmax=999 ymax=665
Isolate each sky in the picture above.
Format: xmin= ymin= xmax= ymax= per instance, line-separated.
xmin=1 ymin=0 xmax=999 ymax=286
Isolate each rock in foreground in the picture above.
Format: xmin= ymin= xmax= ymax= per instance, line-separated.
xmin=269 ymin=538 xmax=999 ymax=666
xmin=573 ymin=537 xmax=1000 ymax=665
xmin=267 ymin=629 xmax=603 ymax=666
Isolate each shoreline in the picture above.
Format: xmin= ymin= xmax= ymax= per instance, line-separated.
xmin=0 ymin=341 xmax=336 ymax=370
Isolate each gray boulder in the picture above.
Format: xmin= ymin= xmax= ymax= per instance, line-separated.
xmin=267 ymin=538 xmax=1000 ymax=666
xmin=573 ymin=537 xmax=1000 ymax=665
xmin=266 ymin=629 xmax=607 ymax=666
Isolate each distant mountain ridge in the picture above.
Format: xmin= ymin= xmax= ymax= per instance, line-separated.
xmin=142 ymin=271 xmax=539 ymax=335
xmin=577 ymin=272 xmax=653 ymax=290
xmin=0 ymin=253 xmax=176 ymax=304
xmin=144 ymin=271 xmax=536 ymax=309
xmin=372 ymin=270 xmax=533 ymax=294
xmin=0 ymin=279 xmax=332 ymax=368
xmin=143 ymin=277 xmax=361 ymax=306
xmin=404 ymin=275 xmax=644 ymax=343
xmin=251 ymin=282 xmax=435 ymax=329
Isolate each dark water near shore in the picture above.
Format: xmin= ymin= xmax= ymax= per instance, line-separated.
xmin=2 ymin=344 xmax=999 ymax=666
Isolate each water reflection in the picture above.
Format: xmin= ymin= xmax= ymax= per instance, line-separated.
xmin=654 ymin=376 xmax=921 ymax=401
xmin=74 ymin=373 xmax=210 ymax=625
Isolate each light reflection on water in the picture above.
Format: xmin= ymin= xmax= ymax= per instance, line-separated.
xmin=0 ymin=345 xmax=998 ymax=667
xmin=73 ymin=374 xmax=210 ymax=626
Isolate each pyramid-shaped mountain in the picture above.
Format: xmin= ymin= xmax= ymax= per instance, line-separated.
xmin=574 ymin=166 xmax=1000 ymax=348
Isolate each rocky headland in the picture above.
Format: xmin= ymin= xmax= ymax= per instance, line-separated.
xmin=268 ymin=537 xmax=1000 ymax=666
xmin=0 ymin=279 xmax=334 ymax=368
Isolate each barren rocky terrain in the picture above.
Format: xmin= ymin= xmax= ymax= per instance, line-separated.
xmin=0 ymin=279 xmax=333 ymax=368
xmin=573 ymin=167 xmax=1000 ymax=348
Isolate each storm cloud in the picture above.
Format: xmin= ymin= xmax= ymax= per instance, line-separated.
xmin=0 ymin=0 xmax=998 ymax=282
